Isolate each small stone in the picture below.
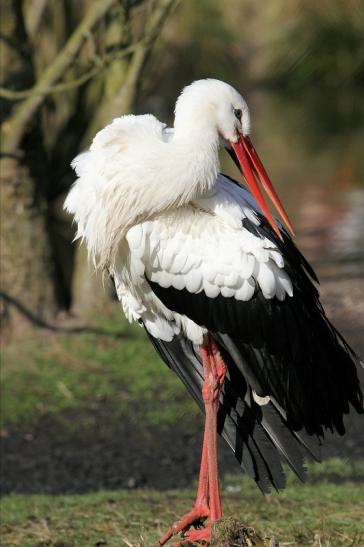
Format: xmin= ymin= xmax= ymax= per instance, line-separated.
xmin=225 ymin=484 xmax=242 ymax=493
xmin=126 ymin=476 xmax=137 ymax=488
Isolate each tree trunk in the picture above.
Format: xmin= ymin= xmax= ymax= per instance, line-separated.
xmin=69 ymin=0 xmax=179 ymax=316
xmin=1 ymin=0 xmax=179 ymax=329
xmin=0 ymin=158 xmax=56 ymax=337
xmin=0 ymin=0 xmax=119 ymax=333
xmin=70 ymin=243 xmax=113 ymax=318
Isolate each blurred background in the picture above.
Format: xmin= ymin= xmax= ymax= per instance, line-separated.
xmin=1 ymin=1 xmax=364 ymax=544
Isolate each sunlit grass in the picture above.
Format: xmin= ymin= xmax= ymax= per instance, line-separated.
xmin=1 ymin=309 xmax=197 ymax=432
xmin=2 ymin=464 xmax=364 ymax=546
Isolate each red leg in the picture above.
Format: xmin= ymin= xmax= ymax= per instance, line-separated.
xmin=194 ymin=425 xmax=209 ymax=511
xmin=157 ymin=335 xmax=226 ymax=546
xmin=157 ymin=429 xmax=209 ymax=546
xmin=200 ymin=336 xmax=225 ymax=522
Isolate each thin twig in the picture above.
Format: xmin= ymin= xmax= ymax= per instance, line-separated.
xmin=0 ymin=44 xmax=137 ymax=101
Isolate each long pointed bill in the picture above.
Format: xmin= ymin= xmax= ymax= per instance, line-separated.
xmin=230 ymin=135 xmax=295 ymax=239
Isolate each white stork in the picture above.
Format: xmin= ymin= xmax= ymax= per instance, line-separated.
xmin=65 ymin=79 xmax=363 ymax=546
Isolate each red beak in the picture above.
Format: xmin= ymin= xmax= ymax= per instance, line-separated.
xmin=230 ymin=134 xmax=294 ymax=240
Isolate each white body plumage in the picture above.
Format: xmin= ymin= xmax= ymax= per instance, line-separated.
xmin=64 ymin=79 xmax=293 ymax=344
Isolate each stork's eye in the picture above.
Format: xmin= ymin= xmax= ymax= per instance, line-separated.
xmin=234 ymin=108 xmax=242 ymax=121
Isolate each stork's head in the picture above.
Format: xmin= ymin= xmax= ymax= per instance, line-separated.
xmin=174 ymin=79 xmax=294 ymax=238
xmin=174 ymin=79 xmax=250 ymax=142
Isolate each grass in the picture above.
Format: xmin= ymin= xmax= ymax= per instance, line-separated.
xmin=2 ymin=465 xmax=364 ymax=546
xmin=1 ymin=308 xmax=197 ymax=431
xmin=1 ymin=307 xmax=364 ymax=546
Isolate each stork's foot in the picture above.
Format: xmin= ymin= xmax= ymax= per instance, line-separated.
xmin=157 ymin=504 xmax=209 ymax=546
xmin=175 ymin=525 xmax=211 ymax=545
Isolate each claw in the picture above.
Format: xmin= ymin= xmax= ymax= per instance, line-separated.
xmin=157 ymin=506 xmax=209 ymax=545
xmin=177 ymin=525 xmax=212 ymax=545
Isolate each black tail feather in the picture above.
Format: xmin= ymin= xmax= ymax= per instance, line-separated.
xmin=146 ymin=329 xmax=321 ymax=493
xmin=269 ymin=397 xmax=322 ymax=463
xmin=219 ymin=342 xmax=314 ymax=484
xmin=260 ymin=403 xmax=307 ymax=482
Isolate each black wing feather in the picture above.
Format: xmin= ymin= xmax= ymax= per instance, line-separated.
xmin=146 ymin=329 xmax=316 ymax=493
xmin=146 ymin=214 xmax=363 ymax=436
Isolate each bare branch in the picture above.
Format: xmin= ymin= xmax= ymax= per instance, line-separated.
xmin=0 ymin=45 xmax=137 ymax=101
xmin=98 ymin=0 xmax=180 ymax=119
xmin=1 ymin=0 xmax=118 ymax=154
xmin=0 ymin=71 xmax=100 ymax=100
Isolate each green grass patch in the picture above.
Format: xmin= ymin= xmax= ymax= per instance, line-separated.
xmin=1 ymin=464 xmax=364 ymax=546
xmin=1 ymin=311 xmax=197 ymax=432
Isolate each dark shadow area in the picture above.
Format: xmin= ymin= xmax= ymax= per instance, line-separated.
xmin=2 ymin=399 xmax=363 ymax=496
xmin=1 ymin=402 xmax=205 ymax=495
